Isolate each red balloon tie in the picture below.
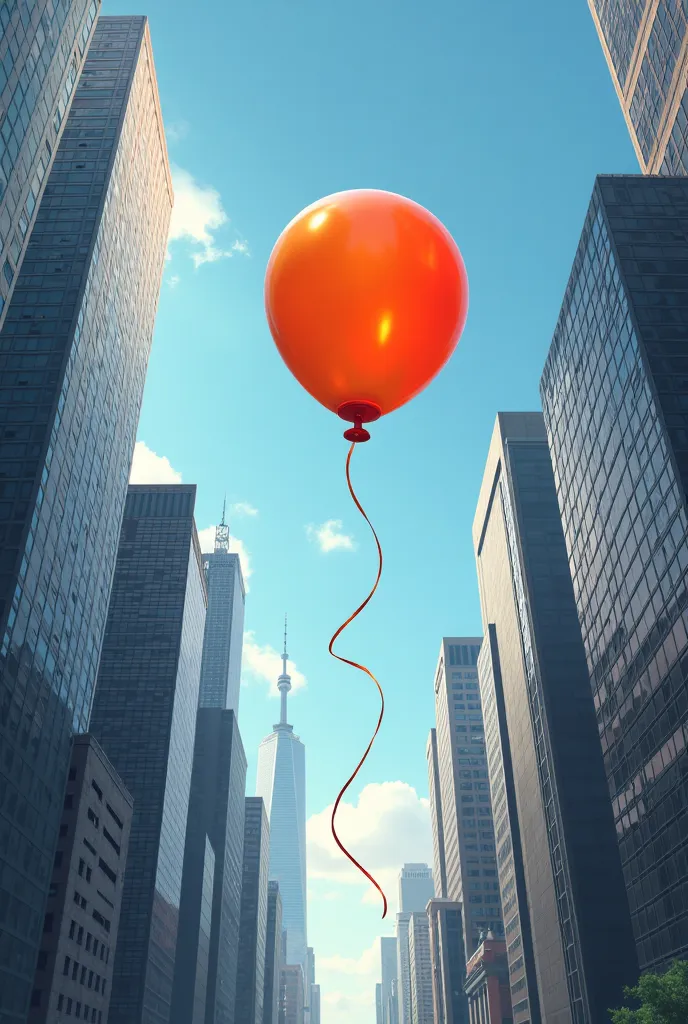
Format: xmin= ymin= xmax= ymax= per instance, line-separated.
xmin=329 ymin=442 xmax=388 ymax=919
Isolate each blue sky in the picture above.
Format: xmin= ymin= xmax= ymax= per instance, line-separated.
xmin=106 ymin=0 xmax=638 ymax=1018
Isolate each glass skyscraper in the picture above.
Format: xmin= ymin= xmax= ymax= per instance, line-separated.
xmin=432 ymin=639 xmax=502 ymax=958
xmin=263 ymin=881 xmax=283 ymax=1024
xmin=0 ymin=16 xmax=171 ymax=1018
xmin=589 ymin=0 xmax=688 ymax=174
xmin=0 ymin=0 xmax=100 ymax=326
xmin=541 ymin=175 xmax=688 ymax=972
xmin=235 ymin=796 xmax=270 ymax=1024
xmin=89 ymin=485 xmax=207 ymax=1024
xmin=199 ymin=516 xmax=245 ymax=713
xmin=473 ymin=412 xmax=637 ymax=1024
xmin=396 ymin=865 xmax=435 ymax=1024
xmin=255 ymin=631 xmax=307 ymax=973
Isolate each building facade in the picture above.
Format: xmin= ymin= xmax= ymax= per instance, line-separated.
xmin=588 ymin=0 xmax=688 ymax=174
xmin=255 ymin=629 xmax=307 ymax=973
xmin=427 ymin=899 xmax=468 ymax=1024
xmin=310 ymin=984 xmax=320 ymax=1024
xmin=280 ymin=964 xmax=304 ymax=1024
xmin=236 ymin=797 xmax=270 ymax=1024
xmin=199 ymin=516 xmax=245 ymax=713
xmin=264 ymin=882 xmax=284 ymax=1024
xmin=377 ymin=983 xmax=384 ymax=1024
xmin=408 ymin=913 xmax=433 ymax=1024
xmin=380 ymin=936 xmax=398 ymax=1024
xmin=397 ymin=864 xmax=435 ymax=1024
xmin=464 ymin=934 xmax=512 ymax=1024
xmin=541 ymin=174 xmax=688 ymax=973
xmin=0 ymin=18 xmax=171 ymax=1018
xmin=427 ymin=730 xmax=448 ymax=899
xmin=172 ymin=708 xmax=247 ymax=1024
xmin=89 ymin=485 xmax=207 ymax=1023
xmin=28 ymin=733 xmax=132 ymax=1024
xmin=0 ymin=0 xmax=99 ymax=325
xmin=433 ymin=640 xmax=502 ymax=957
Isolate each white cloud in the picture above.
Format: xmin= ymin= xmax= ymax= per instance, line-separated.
xmin=167 ymin=274 xmax=181 ymax=289
xmin=317 ymin=942 xmax=379 ymax=1024
xmin=241 ymin=630 xmax=307 ymax=696
xmin=231 ymin=501 xmax=258 ymax=517
xmin=197 ymin=525 xmax=252 ymax=590
xmin=168 ymin=166 xmax=248 ymax=269
xmin=307 ymin=781 xmax=432 ymax=915
xmin=129 ymin=441 xmax=182 ymax=485
xmin=306 ymin=519 xmax=356 ymax=553
xmin=166 ymin=119 xmax=190 ymax=143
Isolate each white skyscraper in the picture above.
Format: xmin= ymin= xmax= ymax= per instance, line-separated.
xmin=396 ymin=864 xmax=434 ymax=1024
xmin=199 ymin=507 xmax=245 ymax=712
xmin=256 ymin=621 xmax=308 ymax=972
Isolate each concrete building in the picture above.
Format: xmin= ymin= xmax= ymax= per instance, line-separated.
xmin=28 ymin=734 xmax=132 ymax=1024
xmin=408 ymin=913 xmax=433 ymax=1024
xmin=172 ymin=709 xmax=247 ymax=1024
xmin=427 ymin=899 xmax=468 ymax=1024
xmin=280 ymin=964 xmax=305 ymax=1024
xmin=464 ymin=934 xmax=512 ymax=1024
xmin=199 ymin=512 xmax=245 ymax=713
xmin=0 ymin=16 xmax=171 ymax=1016
xmin=588 ymin=0 xmax=688 ymax=174
xmin=380 ymin=936 xmax=398 ymax=1024
xmin=377 ymin=983 xmax=384 ymax=1024
xmin=256 ymin=624 xmax=307 ymax=974
xmin=426 ymin=730 xmax=448 ymax=899
xmin=310 ymin=984 xmax=320 ymax=1024
xmin=433 ymin=640 xmax=502 ymax=957
xmin=541 ymin=174 xmax=688 ymax=973
xmin=263 ymin=882 xmax=283 ymax=1024
xmin=396 ymin=864 xmax=435 ymax=1024
xmin=236 ymin=797 xmax=271 ymax=1024
xmin=89 ymin=485 xmax=207 ymax=1023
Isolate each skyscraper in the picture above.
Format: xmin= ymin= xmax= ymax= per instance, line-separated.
xmin=541 ymin=174 xmax=688 ymax=973
xmin=426 ymin=730 xmax=448 ymax=899
xmin=474 ymin=412 xmax=638 ymax=1022
xmin=199 ymin=512 xmax=245 ymax=712
xmin=305 ymin=946 xmax=315 ymax=1024
xmin=310 ymin=985 xmax=320 ymax=1024
xmin=89 ymin=484 xmax=207 ymax=1023
xmin=0 ymin=17 xmax=171 ymax=1018
xmin=464 ymin=933 xmax=513 ymax=1024
xmin=588 ymin=2 xmax=688 ymax=174
xmin=432 ymin=640 xmax=502 ymax=957
xmin=255 ymin=624 xmax=307 ymax=973
xmin=280 ymin=964 xmax=305 ymax=1024
xmin=376 ymin=983 xmax=384 ymax=1024
xmin=380 ymin=937 xmax=398 ymax=1024
xmin=426 ymin=899 xmax=468 ymax=1024
xmin=172 ymin=708 xmax=247 ymax=1024
xmin=236 ymin=797 xmax=271 ymax=1024
xmin=408 ymin=913 xmax=433 ymax=1024
xmin=263 ymin=882 xmax=283 ymax=1024
xmin=0 ymin=0 xmax=100 ymax=325
xmin=396 ymin=865 xmax=434 ymax=1024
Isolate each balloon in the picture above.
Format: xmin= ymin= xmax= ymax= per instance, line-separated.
xmin=265 ymin=189 xmax=468 ymax=440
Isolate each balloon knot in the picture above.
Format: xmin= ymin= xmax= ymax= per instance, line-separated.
xmin=338 ymin=401 xmax=381 ymax=443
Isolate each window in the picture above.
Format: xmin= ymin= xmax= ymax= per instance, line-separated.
xmin=43 ymin=914 xmax=53 ymax=933
xmin=69 ymin=920 xmax=76 ymax=940
xmin=77 ymin=926 xmax=84 ymax=945
xmin=98 ymin=858 xmax=116 ymax=885
xmin=72 ymin=960 xmax=78 ymax=980
xmin=78 ymin=859 xmax=85 ymax=877
xmin=87 ymin=808 xmax=99 ymax=829
xmin=80 ymin=966 xmax=87 ymax=984
xmin=91 ymin=780 xmax=102 ymax=801
xmin=88 ymin=970 xmax=93 ymax=988
xmin=92 ymin=909 xmax=111 ymax=932
xmin=58 ymin=995 xmax=64 ymax=1011
xmin=83 ymin=839 xmax=97 ymax=856
xmin=74 ymin=890 xmax=87 ymax=909
xmin=103 ymin=828 xmax=121 ymax=856
xmin=69 ymin=767 xmax=77 ymax=781
xmin=106 ymin=804 xmax=123 ymax=830
xmin=63 ymin=956 xmax=70 ymax=976
xmin=86 ymin=933 xmax=92 ymax=952
xmin=92 ymin=940 xmax=98 ymax=957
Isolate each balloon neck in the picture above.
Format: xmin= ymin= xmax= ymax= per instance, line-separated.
xmin=338 ymin=401 xmax=381 ymax=443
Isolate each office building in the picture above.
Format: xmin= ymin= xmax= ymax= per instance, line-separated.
xmin=256 ymin=625 xmax=307 ymax=973
xmin=541 ymin=174 xmax=688 ymax=972
xmin=396 ymin=864 xmax=434 ymax=1024
xmin=236 ymin=797 xmax=270 ymax=1024
xmin=377 ymin=983 xmax=384 ymax=1024
xmin=396 ymin=914 xmax=412 ymax=1024
xmin=464 ymin=933 xmax=512 ymax=1024
xmin=426 ymin=730 xmax=448 ymax=898
xmin=433 ymin=640 xmax=502 ymax=956
xmin=0 ymin=17 xmax=172 ymax=1018
xmin=305 ymin=947 xmax=315 ymax=1023
xmin=28 ymin=733 xmax=132 ymax=1024
xmin=408 ymin=913 xmax=433 ymax=1024
xmin=310 ymin=984 xmax=320 ymax=1024
xmin=0 ymin=0 xmax=99 ymax=325
xmin=199 ymin=513 xmax=245 ymax=713
xmin=264 ymin=882 xmax=283 ymax=1024
xmin=427 ymin=899 xmax=468 ymax=1024
xmin=474 ymin=412 xmax=638 ymax=1021
xmin=89 ymin=485 xmax=207 ymax=1023
xmin=387 ymin=980 xmax=399 ymax=1024
xmin=588 ymin=0 xmax=688 ymax=174
xmin=172 ymin=709 xmax=247 ymax=1024
xmin=280 ymin=964 xmax=305 ymax=1024
xmin=380 ymin=936 xmax=398 ymax=1024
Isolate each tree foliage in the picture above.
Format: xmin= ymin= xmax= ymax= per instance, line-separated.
xmin=610 ymin=960 xmax=688 ymax=1024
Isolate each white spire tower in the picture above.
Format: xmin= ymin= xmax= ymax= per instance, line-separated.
xmin=278 ymin=614 xmax=292 ymax=726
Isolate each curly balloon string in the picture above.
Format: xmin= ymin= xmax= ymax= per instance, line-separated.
xmin=329 ymin=442 xmax=388 ymax=919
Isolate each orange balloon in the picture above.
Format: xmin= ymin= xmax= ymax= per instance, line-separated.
xmin=265 ymin=189 xmax=468 ymax=438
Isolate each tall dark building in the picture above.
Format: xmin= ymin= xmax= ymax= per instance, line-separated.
xmin=426 ymin=899 xmax=468 ymax=1024
xmin=236 ymin=797 xmax=270 ymax=1024
xmin=172 ymin=708 xmax=247 ymax=1024
xmin=474 ymin=412 xmax=638 ymax=1022
xmin=426 ymin=729 xmax=447 ymax=900
xmin=199 ymin=515 xmax=245 ymax=713
xmin=0 ymin=17 xmax=171 ymax=1018
xmin=541 ymin=174 xmax=688 ymax=973
xmin=0 ymin=0 xmax=100 ymax=325
xmin=263 ymin=882 xmax=283 ymax=1024
xmin=28 ymin=733 xmax=132 ymax=1024
xmin=588 ymin=1 xmax=688 ymax=175
xmin=89 ymin=484 xmax=207 ymax=1023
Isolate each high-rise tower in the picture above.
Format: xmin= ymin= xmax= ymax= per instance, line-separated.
xmin=255 ymin=620 xmax=307 ymax=973
xmin=199 ymin=503 xmax=245 ymax=713
xmin=0 ymin=17 xmax=171 ymax=1017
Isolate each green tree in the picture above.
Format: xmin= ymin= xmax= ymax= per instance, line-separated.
xmin=610 ymin=960 xmax=688 ymax=1024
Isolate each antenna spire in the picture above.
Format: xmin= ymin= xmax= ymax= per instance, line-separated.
xmin=215 ymin=496 xmax=230 ymax=553
xmin=277 ymin=614 xmax=292 ymax=727
xmin=221 ymin=494 xmax=227 ymax=526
